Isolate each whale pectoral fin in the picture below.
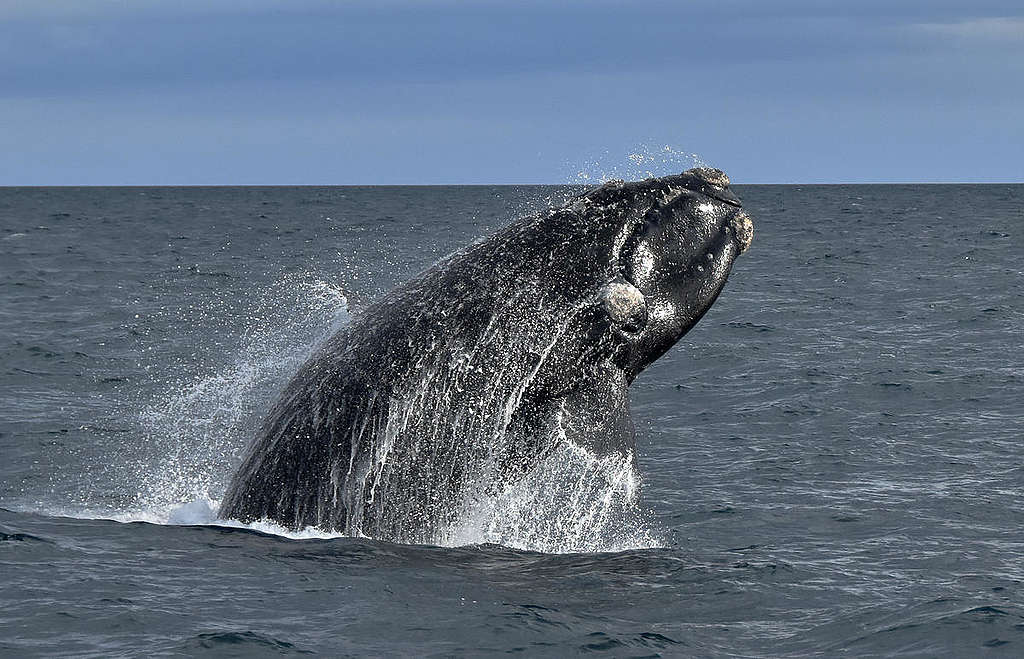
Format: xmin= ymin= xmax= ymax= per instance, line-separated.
xmin=557 ymin=365 xmax=636 ymax=457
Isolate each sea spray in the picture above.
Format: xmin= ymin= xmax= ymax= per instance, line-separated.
xmin=444 ymin=442 xmax=661 ymax=553
xmin=570 ymin=143 xmax=707 ymax=184
xmin=101 ymin=267 xmax=662 ymax=552
xmin=129 ymin=274 xmax=350 ymax=519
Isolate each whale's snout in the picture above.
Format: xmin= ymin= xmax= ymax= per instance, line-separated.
xmin=730 ymin=211 xmax=754 ymax=254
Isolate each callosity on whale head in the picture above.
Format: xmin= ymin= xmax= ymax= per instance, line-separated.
xmin=591 ymin=167 xmax=754 ymax=379
xmin=218 ymin=167 xmax=752 ymax=543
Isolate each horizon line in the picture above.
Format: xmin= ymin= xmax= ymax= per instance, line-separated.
xmin=2 ymin=180 xmax=1023 ymax=188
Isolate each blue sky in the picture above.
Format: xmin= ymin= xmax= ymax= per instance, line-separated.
xmin=2 ymin=1 xmax=1022 ymax=184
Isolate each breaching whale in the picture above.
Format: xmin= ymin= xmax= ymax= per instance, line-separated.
xmin=219 ymin=168 xmax=753 ymax=543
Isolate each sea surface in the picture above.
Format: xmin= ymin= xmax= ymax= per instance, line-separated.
xmin=1 ymin=184 xmax=1022 ymax=657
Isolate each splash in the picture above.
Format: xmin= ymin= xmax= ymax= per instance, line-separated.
xmin=127 ymin=273 xmax=350 ymax=520
xmin=108 ymin=437 xmax=660 ymax=551
xmin=83 ymin=261 xmax=663 ymax=552
xmin=445 ymin=443 xmax=660 ymax=553
xmin=570 ymin=144 xmax=707 ymax=184
xmin=74 ymin=209 xmax=665 ymax=553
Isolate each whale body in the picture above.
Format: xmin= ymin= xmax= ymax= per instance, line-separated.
xmin=219 ymin=169 xmax=753 ymax=543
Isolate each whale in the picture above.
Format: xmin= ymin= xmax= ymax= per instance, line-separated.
xmin=219 ymin=168 xmax=753 ymax=543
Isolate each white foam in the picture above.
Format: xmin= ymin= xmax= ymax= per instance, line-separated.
xmin=44 ymin=497 xmax=351 ymax=541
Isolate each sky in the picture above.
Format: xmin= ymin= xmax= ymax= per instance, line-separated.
xmin=1 ymin=0 xmax=1022 ymax=184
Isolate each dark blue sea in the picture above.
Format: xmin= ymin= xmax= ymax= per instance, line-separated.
xmin=1 ymin=184 xmax=1022 ymax=657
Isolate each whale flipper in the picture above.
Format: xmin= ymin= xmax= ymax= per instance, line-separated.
xmin=555 ymin=364 xmax=635 ymax=458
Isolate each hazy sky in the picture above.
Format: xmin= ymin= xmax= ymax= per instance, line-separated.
xmin=2 ymin=1 xmax=1022 ymax=184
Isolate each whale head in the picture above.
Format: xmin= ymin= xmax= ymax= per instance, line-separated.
xmin=588 ymin=168 xmax=753 ymax=379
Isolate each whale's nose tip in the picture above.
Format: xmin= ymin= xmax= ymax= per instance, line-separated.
xmin=731 ymin=212 xmax=754 ymax=253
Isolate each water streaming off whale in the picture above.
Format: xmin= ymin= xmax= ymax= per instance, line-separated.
xmin=82 ymin=185 xmax=672 ymax=552
xmin=127 ymin=271 xmax=657 ymax=552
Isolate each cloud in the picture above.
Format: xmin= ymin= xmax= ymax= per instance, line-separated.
xmin=0 ymin=3 xmax=952 ymax=98
xmin=915 ymin=16 xmax=1024 ymax=40
xmin=2 ymin=1 xmax=1023 ymax=183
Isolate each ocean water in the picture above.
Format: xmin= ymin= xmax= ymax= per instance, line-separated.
xmin=1 ymin=184 xmax=1022 ymax=657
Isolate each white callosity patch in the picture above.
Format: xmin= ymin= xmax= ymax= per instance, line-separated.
xmin=600 ymin=280 xmax=646 ymax=330
xmin=732 ymin=212 xmax=754 ymax=253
